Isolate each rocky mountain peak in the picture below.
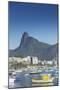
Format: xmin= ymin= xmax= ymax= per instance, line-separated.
xmin=9 ymin=32 xmax=58 ymax=60
xmin=20 ymin=32 xmax=29 ymax=47
xmin=22 ymin=32 xmax=29 ymax=39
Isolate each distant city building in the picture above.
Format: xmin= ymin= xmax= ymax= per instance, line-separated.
xmin=46 ymin=60 xmax=53 ymax=65
xmin=32 ymin=56 xmax=38 ymax=64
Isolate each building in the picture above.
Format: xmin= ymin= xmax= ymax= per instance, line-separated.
xmin=46 ymin=60 xmax=53 ymax=65
xmin=22 ymin=56 xmax=38 ymax=65
xmin=32 ymin=56 xmax=38 ymax=64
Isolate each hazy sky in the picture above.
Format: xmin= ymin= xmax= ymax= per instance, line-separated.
xmin=9 ymin=2 xmax=58 ymax=49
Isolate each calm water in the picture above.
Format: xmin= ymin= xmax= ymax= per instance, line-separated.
xmin=9 ymin=68 xmax=59 ymax=88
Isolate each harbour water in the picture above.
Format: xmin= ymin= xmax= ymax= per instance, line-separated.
xmin=9 ymin=67 xmax=59 ymax=88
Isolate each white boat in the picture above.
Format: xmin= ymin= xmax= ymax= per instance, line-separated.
xmin=9 ymin=78 xmax=15 ymax=88
xmin=32 ymin=77 xmax=54 ymax=83
xmin=15 ymin=69 xmax=22 ymax=73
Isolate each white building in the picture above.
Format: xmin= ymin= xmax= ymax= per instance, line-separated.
xmin=22 ymin=56 xmax=38 ymax=65
xmin=32 ymin=57 xmax=38 ymax=64
xmin=22 ymin=56 xmax=31 ymax=64
xmin=16 ymin=57 xmax=22 ymax=63
xmin=9 ymin=57 xmax=23 ymax=63
xmin=9 ymin=56 xmax=39 ymax=65
xmin=47 ymin=60 xmax=53 ymax=65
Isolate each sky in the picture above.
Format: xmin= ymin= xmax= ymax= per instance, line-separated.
xmin=8 ymin=2 xmax=58 ymax=49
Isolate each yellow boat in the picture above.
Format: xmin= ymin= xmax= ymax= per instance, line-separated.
xmin=32 ymin=74 xmax=54 ymax=83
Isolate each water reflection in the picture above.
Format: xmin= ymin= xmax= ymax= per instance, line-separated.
xmin=13 ymin=68 xmax=58 ymax=88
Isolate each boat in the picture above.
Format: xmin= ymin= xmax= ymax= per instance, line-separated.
xmin=32 ymin=77 xmax=54 ymax=83
xmin=31 ymin=72 xmax=54 ymax=83
xmin=9 ymin=77 xmax=15 ymax=88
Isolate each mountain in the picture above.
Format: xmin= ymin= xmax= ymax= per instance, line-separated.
xmin=9 ymin=32 xmax=58 ymax=60
xmin=43 ymin=43 xmax=58 ymax=60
